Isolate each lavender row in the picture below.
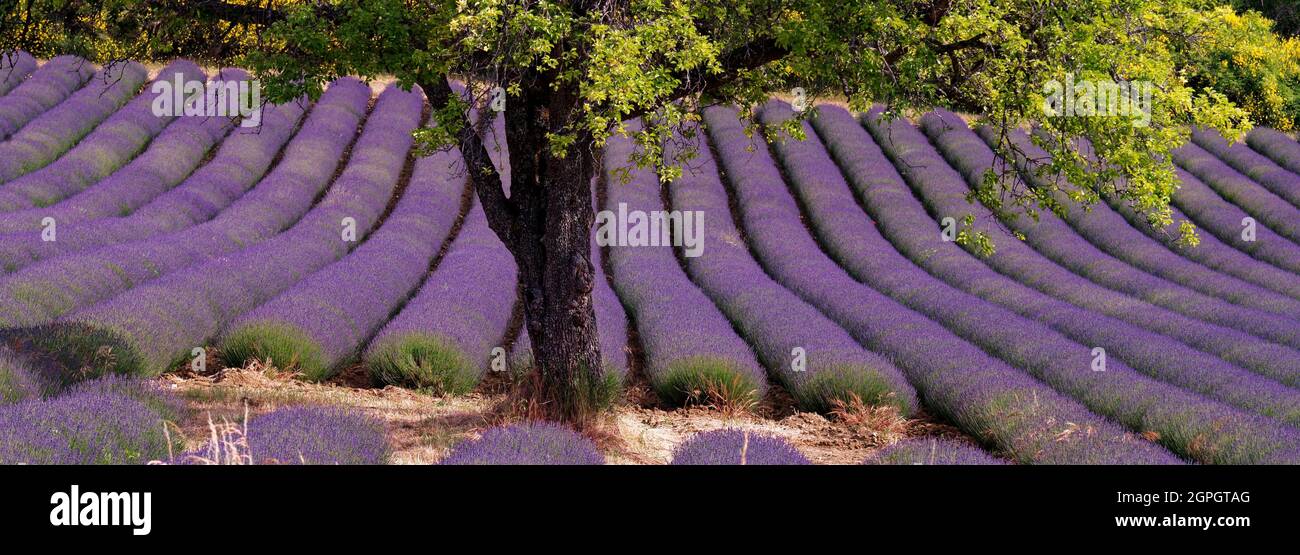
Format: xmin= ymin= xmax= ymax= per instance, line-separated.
xmin=1174 ymin=140 xmax=1300 ymax=246
xmin=602 ymin=123 xmax=768 ymax=407
xmin=0 ymin=60 xmax=204 ymax=212
xmin=0 ymin=91 xmax=322 ymax=328
xmin=0 ymin=61 xmax=148 ymax=183
xmin=875 ymin=110 xmax=1300 ymax=381
xmin=364 ymin=199 xmax=517 ymax=393
xmin=863 ymin=438 xmax=1006 ymax=465
xmin=439 ymin=423 xmax=604 ymax=465
xmin=0 ymin=70 xmax=244 ymax=233
xmin=0 ymin=55 xmax=92 ymax=141
xmin=220 ymin=112 xmax=469 ymax=381
xmin=921 ymin=110 xmax=1300 ymax=351
xmin=670 ymin=429 xmax=811 ymax=465
xmin=1199 ymin=128 xmax=1300 ymax=210
xmin=1244 ymin=127 xmax=1300 ymax=203
xmin=0 ymin=349 xmax=42 ymax=403
xmin=703 ymin=105 xmax=1177 ymax=465
xmin=984 ymin=124 xmax=1300 ymax=320
xmin=666 ymin=122 xmax=916 ymax=415
xmin=63 ymin=85 xmax=423 ymax=376
xmin=805 ymin=104 xmax=1300 ymax=420
xmin=0 ymin=51 xmax=38 ymax=96
xmin=764 ymin=104 xmax=1300 ymax=463
xmin=0 ymin=80 xmax=362 ymax=277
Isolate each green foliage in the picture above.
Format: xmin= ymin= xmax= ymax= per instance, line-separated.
xmin=5 ymin=0 xmax=1300 ymax=252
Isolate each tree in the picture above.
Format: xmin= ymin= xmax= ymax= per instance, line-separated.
xmin=5 ymin=0 xmax=1296 ymax=423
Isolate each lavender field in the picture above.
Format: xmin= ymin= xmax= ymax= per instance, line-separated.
xmin=3 ymin=56 xmax=1300 ymax=466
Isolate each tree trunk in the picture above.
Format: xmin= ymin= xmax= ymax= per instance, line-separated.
xmin=425 ymin=74 xmax=605 ymax=423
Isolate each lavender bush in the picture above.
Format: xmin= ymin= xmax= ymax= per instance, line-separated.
xmin=222 ymin=109 xmax=469 ymax=381
xmin=0 ymin=50 xmax=38 ymax=96
xmin=984 ymin=124 xmax=1300 ymax=319
xmin=702 ymin=105 xmax=1178 ymax=465
xmin=439 ymin=422 xmax=604 ymax=465
xmin=759 ymin=104 xmax=1300 ymax=463
xmin=0 ymin=60 xmax=204 ymax=212
xmin=0 ymin=55 xmax=92 ymax=140
xmin=602 ymin=124 xmax=767 ymax=407
xmin=0 ymin=350 xmax=42 ymax=403
xmin=670 ymin=429 xmax=811 ymax=465
xmin=241 ymin=406 xmax=389 ymax=465
xmin=0 ymin=78 xmax=367 ymax=328
xmin=0 ymin=388 xmax=177 ymax=464
xmin=0 ymin=69 xmax=243 ymax=233
xmin=862 ymin=109 xmax=1300 ymax=388
xmin=1198 ymin=127 xmax=1300 ymax=210
xmin=920 ymin=110 xmax=1300 ymax=352
xmin=65 ymin=85 xmax=423 ymax=376
xmin=665 ymin=122 xmax=916 ymax=415
xmin=864 ymin=439 xmax=1006 ymax=465
xmin=0 ymin=60 xmax=148 ymax=182
xmin=1174 ymin=140 xmax=1300 ymax=244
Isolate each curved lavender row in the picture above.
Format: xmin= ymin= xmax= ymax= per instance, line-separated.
xmin=0 ymin=92 xmax=325 ymax=328
xmin=0 ymin=80 xmax=362 ymax=277
xmin=1199 ymin=128 xmax=1300 ymax=210
xmin=0 ymin=51 xmax=38 ymax=97
xmin=863 ymin=438 xmax=1006 ymax=465
xmin=1245 ymin=127 xmax=1300 ymax=199
xmin=921 ymin=110 xmax=1300 ymax=351
xmin=0 ymin=61 xmax=148 ymax=183
xmin=364 ymin=200 xmax=517 ymax=393
xmin=0 ymin=55 xmax=92 ymax=140
xmin=63 ymin=85 xmax=423 ymax=376
xmin=670 ymin=429 xmax=811 ymax=465
xmin=1174 ymin=140 xmax=1300 ymax=246
xmin=602 ymin=125 xmax=767 ymax=407
xmin=704 ymin=105 xmax=1177 ymax=465
xmin=1157 ymin=151 xmax=1300 ymax=275
xmin=804 ymin=104 xmax=1300 ymax=420
xmin=984 ymin=125 xmax=1300 ymax=320
xmin=220 ymin=113 xmax=469 ymax=381
xmin=1080 ymin=155 xmax=1300 ymax=300
xmin=0 ymin=70 xmax=244 ymax=233
xmin=665 ymin=123 xmax=916 ymax=415
xmin=764 ymin=105 xmax=1300 ymax=463
xmin=873 ymin=110 xmax=1300 ymax=380
xmin=0 ymin=60 xmax=203 ymax=211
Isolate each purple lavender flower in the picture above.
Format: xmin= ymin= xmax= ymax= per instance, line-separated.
xmin=0 ymin=55 xmax=93 ymax=141
xmin=0 ymin=68 xmax=244 ymax=233
xmin=0 ymin=78 xmax=368 ymax=334
xmin=0 ymin=60 xmax=148 ymax=182
xmin=0 ymin=50 xmax=38 ymax=96
xmin=703 ymin=104 xmax=1179 ymax=465
xmin=1201 ymin=127 xmax=1300 ymax=211
xmin=439 ymin=422 xmax=604 ymax=465
xmin=222 ymin=105 xmax=471 ymax=381
xmin=0 ymin=60 xmax=205 ymax=212
xmin=242 ymin=406 xmax=389 ymax=465
xmin=663 ymin=121 xmax=916 ymax=415
xmin=864 ymin=438 xmax=1006 ymax=465
xmin=61 ymin=374 xmax=186 ymax=424
xmin=601 ymin=122 xmax=767 ymax=407
xmin=1175 ymin=139 xmax=1300 ymax=244
xmin=66 ymin=85 xmax=423 ymax=376
xmin=670 ymin=429 xmax=811 ymax=465
xmin=0 ymin=388 xmax=176 ymax=464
